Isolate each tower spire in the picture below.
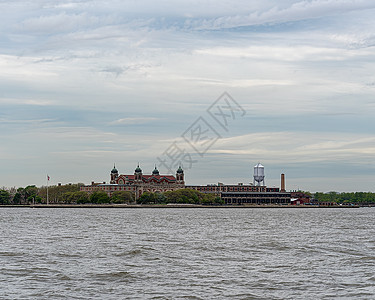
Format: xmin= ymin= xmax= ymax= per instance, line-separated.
xmin=152 ymin=164 xmax=159 ymax=175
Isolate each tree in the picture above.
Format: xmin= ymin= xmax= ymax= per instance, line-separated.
xmin=12 ymin=192 xmax=22 ymax=205
xmin=328 ymin=191 xmax=339 ymax=202
xmin=111 ymin=191 xmax=134 ymax=204
xmin=90 ymin=191 xmax=110 ymax=204
xmin=155 ymin=193 xmax=166 ymax=204
xmin=0 ymin=190 xmax=10 ymax=205
xmin=75 ymin=191 xmax=89 ymax=204
xmin=38 ymin=183 xmax=84 ymax=203
xmin=16 ymin=187 xmax=26 ymax=204
xmin=201 ymin=194 xmax=224 ymax=205
xmin=312 ymin=191 xmax=375 ymax=204
xmin=25 ymin=185 xmax=38 ymax=204
xmin=60 ymin=191 xmax=89 ymax=204
xmin=137 ymin=192 xmax=156 ymax=204
xmin=163 ymin=189 xmax=220 ymax=205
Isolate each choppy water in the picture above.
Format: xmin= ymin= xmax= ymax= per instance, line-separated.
xmin=0 ymin=208 xmax=374 ymax=299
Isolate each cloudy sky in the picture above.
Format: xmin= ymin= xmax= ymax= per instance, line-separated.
xmin=1 ymin=0 xmax=375 ymax=192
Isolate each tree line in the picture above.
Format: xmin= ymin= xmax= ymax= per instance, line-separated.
xmin=0 ymin=184 xmax=85 ymax=205
xmin=0 ymin=185 xmax=223 ymax=205
xmin=138 ymin=189 xmax=223 ymax=205
xmin=1 ymin=185 xmax=42 ymax=205
xmin=313 ymin=191 xmax=375 ymax=204
xmin=0 ymin=184 xmax=134 ymax=205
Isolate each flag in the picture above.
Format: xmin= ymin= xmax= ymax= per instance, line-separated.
xmin=47 ymin=175 xmax=50 ymax=181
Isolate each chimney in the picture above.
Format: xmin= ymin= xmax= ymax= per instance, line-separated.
xmin=281 ymin=174 xmax=286 ymax=192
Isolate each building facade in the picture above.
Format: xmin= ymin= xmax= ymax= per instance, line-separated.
xmin=80 ymin=164 xmax=185 ymax=199
xmin=290 ymin=191 xmax=312 ymax=205
xmin=187 ymin=184 xmax=291 ymax=205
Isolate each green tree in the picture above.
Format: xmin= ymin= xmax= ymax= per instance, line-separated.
xmin=38 ymin=183 xmax=84 ymax=203
xmin=0 ymin=190 xmax=11 ymax=205
xmin=12 ymin=192 xmax=22 ymax=205
xmin=328 ymin=191 xmax=338 ymax=202
xmin=16 ymin=187 xmax=26 ymax=204
xmin=75 ymin=191 xmax=90 ymax=204
xmin=164 ymin=189 xmax=217 ymax=205
xmin=25 ymin=185 xmax=38 ymax=204
xmin=61 ymin=192 xmax=73 ymax=204
xmin=313 ymin=191 xmax=375 ymax=204
xmin=60 ymin=191 xmax=89 ymax=204
xmin=111 ymin=191 xmax=134 ymax=204
xmin=90 ymin=191 xmax=110 ymax=204
xmin=155 ymin=193 xmax=166 ymax=204
xmin=201 ymin=194 xmax=224 ymax=205
xmin=137 ymin=192 xmax=156 ymax=204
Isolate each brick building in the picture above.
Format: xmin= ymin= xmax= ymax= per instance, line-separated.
xmin=187 ymin=183 xmax=291 ymax=205
xmin=80 ymin=164 xmax=185 ymax=199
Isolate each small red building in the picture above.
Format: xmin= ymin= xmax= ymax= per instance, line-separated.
xmin=290 ymin=191 xmax=311 ymax=205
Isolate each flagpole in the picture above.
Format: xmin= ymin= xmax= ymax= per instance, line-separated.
xmin=47 ymin=175 xmax=49 ymax=205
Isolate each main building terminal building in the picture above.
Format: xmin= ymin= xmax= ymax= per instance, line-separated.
xmin=81 ymin=163 xmax=291 ymax=205
xmin=81 ymin=164 xmax=185 ymax=200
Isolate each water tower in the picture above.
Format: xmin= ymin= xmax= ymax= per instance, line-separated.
xmin=253 ymin=163 xmax=265 ymax=186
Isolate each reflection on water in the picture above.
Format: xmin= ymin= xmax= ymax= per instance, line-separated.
xmin=0 ymin=208 xmax=374 ymax=299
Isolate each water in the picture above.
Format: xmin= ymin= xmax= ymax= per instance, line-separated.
xmin=0 ymin=208 xmax=374 ymax=299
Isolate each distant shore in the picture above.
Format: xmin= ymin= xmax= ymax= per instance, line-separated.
xmin=0 ymin=204 xmax=363 ymax=208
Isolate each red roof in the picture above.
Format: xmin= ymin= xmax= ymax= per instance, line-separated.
xmin=116 ymin=174 xmax=176 ymax=183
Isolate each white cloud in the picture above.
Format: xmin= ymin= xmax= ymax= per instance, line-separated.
xmin=195 ymin=45 xmax=373 ymax=61
xmin=31 ymin=126 xmax=117 ymax=141
xmin=0 ymin=55 xmax=59 ymax=79
xmin=192 ymin=0 xmax=375 ymax=29
xmin=0 ymin=97 xmax=55 ymax=106
xmin=210 ymin=132 xmax=375 ymax=165
xmin=183 ymin=77 xmax=295 ymax=87
xmin=18 ymin=12 xmax=102 ymax=35
xmin=0 ymin=118 xmax=55 ymax=124
xmin=110 ymin=117 xmax=160 ymax=125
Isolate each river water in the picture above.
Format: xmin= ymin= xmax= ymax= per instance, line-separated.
xmin=0 ymin=207 xmax=374 ymax=299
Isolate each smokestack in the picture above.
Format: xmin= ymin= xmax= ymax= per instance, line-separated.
xmin=281 ymin=173 xmax=286 ymax=192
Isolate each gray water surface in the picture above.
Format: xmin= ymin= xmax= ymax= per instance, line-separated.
xmin=0 ymin=208 xmax=374 ymax=299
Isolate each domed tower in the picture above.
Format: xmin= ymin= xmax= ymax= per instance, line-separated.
xmin=110 ymin=164 xmax=118 ymax=183
xmin=134 ymin=164 xmax=142 ymax=182
xmin=176 ymin=166 xmax=184 ymax=184
xmin=152 ymin=165 xmax=160 ymax=176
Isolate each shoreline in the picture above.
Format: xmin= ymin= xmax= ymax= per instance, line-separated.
xmin=0 ymin=204 xmax=363 ymax=208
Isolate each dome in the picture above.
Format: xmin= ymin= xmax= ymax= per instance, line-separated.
xmin=135 ymin=164 xmax=142 ymax=173
xmin=111 ymin=164 xmax=118 ymax=174
xmin=176 ymin=166 xmax=184 ymax=174
xmin=152 ymin=165 xmax=160 ymax=175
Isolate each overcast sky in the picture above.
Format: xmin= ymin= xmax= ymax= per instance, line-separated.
xmin=1 ymin=0 xmax=375 ymax=192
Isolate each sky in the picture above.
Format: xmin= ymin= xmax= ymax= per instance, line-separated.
xmin=1 ymin=0 xmax=375 ymax=192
